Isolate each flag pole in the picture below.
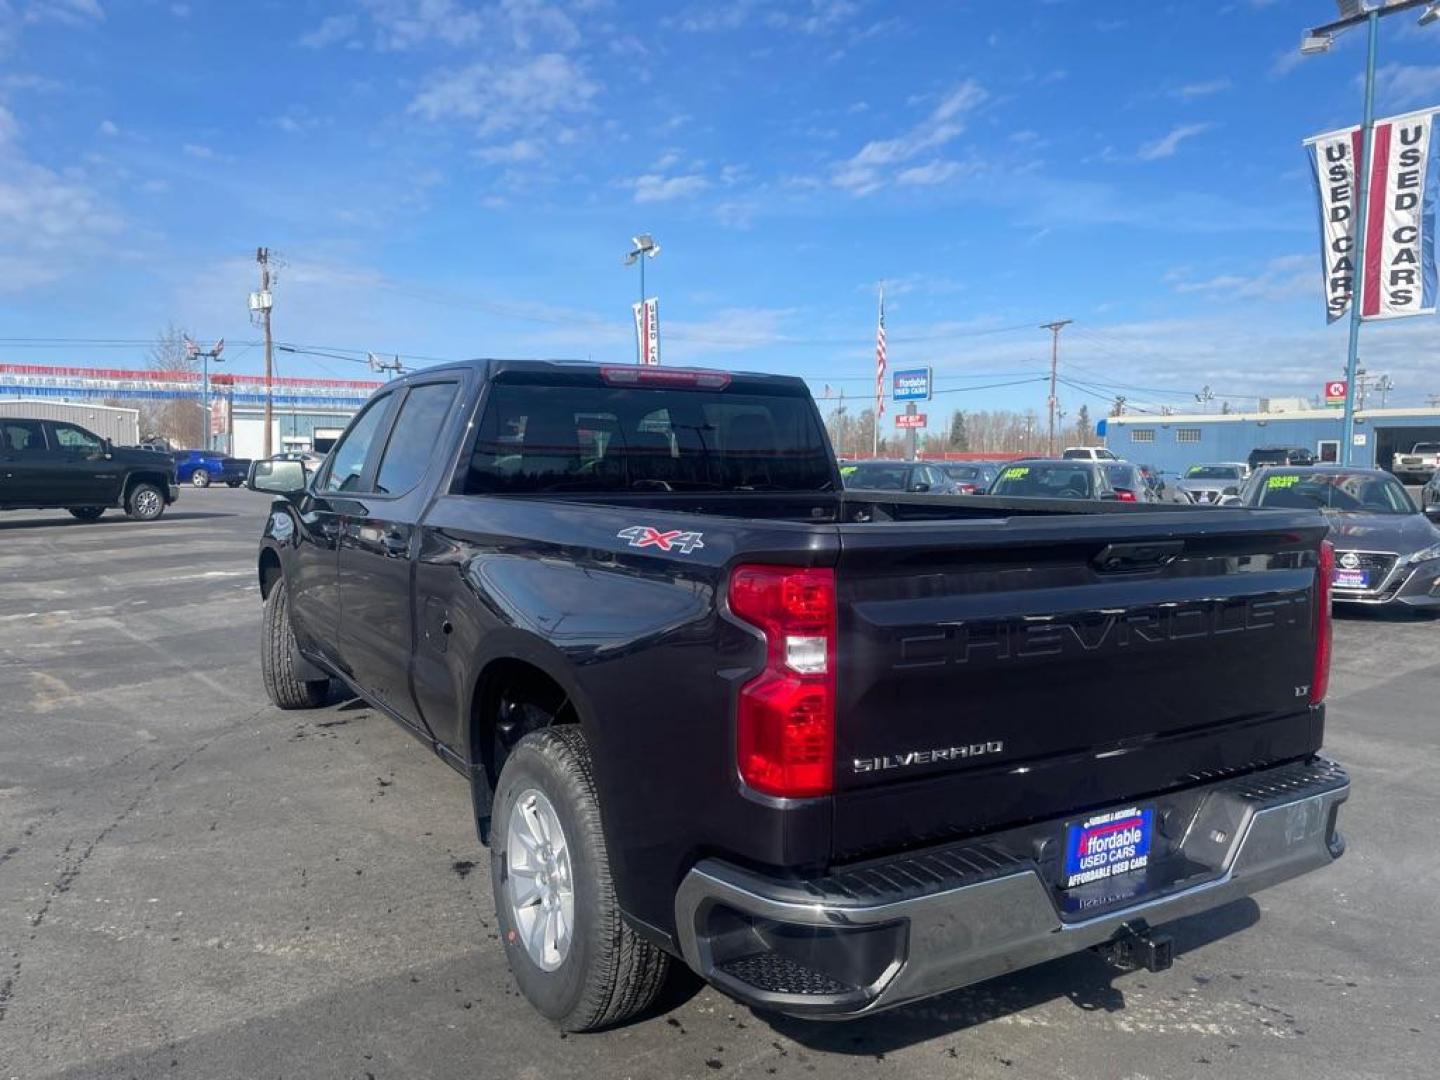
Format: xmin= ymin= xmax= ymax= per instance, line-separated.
xmin=874 ymin=282 xmax=884 ymax=457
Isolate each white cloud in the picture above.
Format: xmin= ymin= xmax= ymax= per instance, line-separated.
xmin=410 ymin=53 xmax=598 ymax=136
xmin=1173 ymin=77 xmax=1231 ymax=100
xmin=298 ymin=14 xmax=358 ymax=49
xmin=766 ymin=0 xmax=859 ymax=35
xmin=833 ymin=79 xmax=986 ymax=194
xmin=630 ymin=172 xmax=710 ymax=203
xmin=181 ymin=142 xmax=215 ymax=159
xmin=300 ymin=0 xmax=578 ymax=52
xmin=0 ymin=149 xmax=123 ymax=291
xmin=1137 ymin=122 xmax=1214 ymax=161
xmin=0 ymin=105 xmax=18 ymax=144
xmin=1370 ymin=64 xmax=1440 ymax=110
xmin=22 ymin=0 xmax=104 ymax=27
xmin=473 ymin=137 xmax=543 ymax=164
xmin=170 ymin=2 xmax=190 ymax=16
xmin=895 ymin=159 xmax=970 ymax=186
xmin=97 ymin=118 xmax=118 ymax=136
xmin=1169 ymin=254 xmax=1314 ymax=303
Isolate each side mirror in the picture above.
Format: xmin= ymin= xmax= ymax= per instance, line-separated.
xmin=248 ymin=459 xmax=308 ymax=495
xmin=909 ymin=482 xmax=930 ymax=493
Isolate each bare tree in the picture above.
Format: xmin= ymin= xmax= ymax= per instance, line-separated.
xmin=140 ymin=324 xmax=204 ymax=447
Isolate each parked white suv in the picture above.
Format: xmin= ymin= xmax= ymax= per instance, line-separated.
xmin=1062 ymin=446 xmax=1119 ymax=461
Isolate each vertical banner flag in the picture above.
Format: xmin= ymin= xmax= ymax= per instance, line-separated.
xmin=1362 ymin=108 xmax=1438 ymax=320
xmin=1305 ymin=124 xmax=1363 ymax=323
xmin=1306 ymin=106 xmax=1440 ymax=323
xmin=632 ymin=298 xmax=661 ymax=365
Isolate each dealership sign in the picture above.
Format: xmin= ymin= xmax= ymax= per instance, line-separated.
xmin=895 ymin=412 xmax=927 ymax=429
xmin=1306 ymin=106 xmax=1440 ymax=323
xmin=1324 ymin=380 xmax=1347 ymax=408
xmin=892 ymin=367 xmax=932 ymax=401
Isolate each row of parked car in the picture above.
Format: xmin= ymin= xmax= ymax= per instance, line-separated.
xmin=839 ymin=448 xmax=1440 ymax=614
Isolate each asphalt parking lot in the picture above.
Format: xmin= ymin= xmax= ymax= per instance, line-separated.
xmin=2 ymin=488 xmax=1437 ymax=1080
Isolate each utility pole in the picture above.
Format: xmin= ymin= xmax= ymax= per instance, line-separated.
xmin=1040 ymin=319 xmax=1072 ymax=457
xmin=255 ymin=247 xmax=275 ymax=458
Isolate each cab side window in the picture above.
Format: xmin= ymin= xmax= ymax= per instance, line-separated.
xmin=51 ymin=424 xmax=102 ymax=454
xmin=1 ymin=420 xmax=46 ymax=453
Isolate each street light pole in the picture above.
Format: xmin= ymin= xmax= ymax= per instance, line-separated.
xmin=1339 ymin=9 xmax=1379 ymax=466
xmin=1301 ymin=0 xmax=1440 ymax=464
xmin=623 ymin=234 xmax=660 ymax=365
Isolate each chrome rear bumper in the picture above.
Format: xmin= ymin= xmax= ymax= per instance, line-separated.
xmin=675 ymin=758 xmax=1348 ymax=1018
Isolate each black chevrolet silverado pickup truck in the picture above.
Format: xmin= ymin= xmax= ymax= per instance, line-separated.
xmin=249 ymin=360 xmax=1348 ymax=1031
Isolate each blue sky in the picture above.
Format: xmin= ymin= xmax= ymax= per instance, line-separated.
xmin=3 ymin=0 xmax=1440 ymax=418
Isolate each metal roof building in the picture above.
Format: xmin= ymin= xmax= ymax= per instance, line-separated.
xmin=0 ymin=399 xmax=140 ymax=444
xmin=1101 ymin=407 xmax=1440 ymax=479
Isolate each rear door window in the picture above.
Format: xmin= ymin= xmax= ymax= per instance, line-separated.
xmin=373 ymin=382 xmax=459 ymax=495
xmin=51 ymin=423 xmax=102 ymax=454
xmin=1 ymin=420 xmax=46 ymax=453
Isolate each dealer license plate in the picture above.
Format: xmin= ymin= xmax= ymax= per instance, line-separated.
xmin=1333 ymin=569 xmax=1369 ymax=589
xmin=1063 ymin=807 xmax=1154 ymax=890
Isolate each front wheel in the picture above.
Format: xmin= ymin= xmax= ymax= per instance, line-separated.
xmin=68 ymin=507 xmax=105 ymax=522
xmin=261 ymin=580 xmax=329 ymax=709
xmin=124 ymin=482 xmax=166 ymax=521
xmin=491 ymin=727 xmax=669 ymax=1031
xmin=191 ymin=469 xmax=211 ymax=488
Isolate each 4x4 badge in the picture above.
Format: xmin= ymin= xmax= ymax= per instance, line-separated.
xmin=617 ymin=525 xmax=705 ymax=554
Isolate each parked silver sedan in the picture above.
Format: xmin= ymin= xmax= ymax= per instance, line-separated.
xmin=1174 ymin=463 xmax=1248 ymax=506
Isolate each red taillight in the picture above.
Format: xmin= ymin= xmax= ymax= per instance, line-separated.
xmin=727 ymin=565 xmax=836 ymax=798
xmin=1312 ymin=540 xmax=1334 ymax=705
xmin=957 ymin=483 xmax=977 ymax=494
xmin=1116 ymin=489 xmax=1137 ymax=502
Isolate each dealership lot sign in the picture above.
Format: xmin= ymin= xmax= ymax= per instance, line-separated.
xmin=1306 ymin=106 xmax=1439 ymax=323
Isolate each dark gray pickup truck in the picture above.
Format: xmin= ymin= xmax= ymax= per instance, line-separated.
xmin=249 ymin=360 xmax=1348 ymax=1030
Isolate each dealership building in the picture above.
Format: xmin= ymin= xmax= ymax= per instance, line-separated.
xmin=1101 ymin=406 xmax=1440 ymax=477
xmin=0 ymin=363 xmax=377 ymax=456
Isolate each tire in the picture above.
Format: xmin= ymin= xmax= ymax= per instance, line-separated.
xmin=191 ymin=469 xmax=211 ymax=488
xmin=226 ymin=480 xmax=241 ymax=488
xmin=491 ymin=727 xmax=669 ymax=1032
xmin=68 ymin=507 xmax=105 ymax=522
xmin=261 ymin=580 xmax=329 ymax=709
xmin=124 ymin=482 xmax=167 ymax=521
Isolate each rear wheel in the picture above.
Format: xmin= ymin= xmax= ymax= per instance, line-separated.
xmin=261 ymin=580 xmax=329 ymax=709
xmin=68 ymin=507 xmax=105 ymax=522
xmin=491 ymin=727 xmax=669 ymax=1031
xmin=191 ymin=468 xmax=211 ymax=488
xmin=124 ymin=482 xmax=166 ymax=521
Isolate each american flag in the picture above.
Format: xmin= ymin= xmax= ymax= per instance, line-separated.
xmin=874 ymin=286 xmax=886 ymax=450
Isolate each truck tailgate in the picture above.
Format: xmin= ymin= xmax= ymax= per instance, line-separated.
xmin=831 ymin=510 xmax=1328 ymax=860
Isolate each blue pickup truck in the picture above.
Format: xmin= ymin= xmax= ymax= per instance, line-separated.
xmin=173 ymin=449 xmax=251 ymax=488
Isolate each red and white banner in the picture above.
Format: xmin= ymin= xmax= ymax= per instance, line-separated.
xmin=895 ymin=412 xmax=926 ymax=429
xmin=210 ymin=394 xmax=230 ymax=437
xmin=632 ymin=297 xmax=660 ymax=365
xmin=1306 ymin=106 xmax=1440 ymax=323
